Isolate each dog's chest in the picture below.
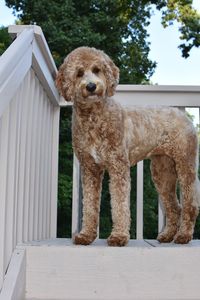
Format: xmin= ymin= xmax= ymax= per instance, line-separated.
xmin=90 ymin=147 xmax=101 ymax=164
xmin=74 ymin=123 xmax=105 ymax=164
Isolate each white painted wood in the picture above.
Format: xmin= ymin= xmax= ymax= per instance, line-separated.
xmin=0 ymin=28 xmax=33 ymax=88
xmin=38 ymin=93 xmax=47 ymax=240
xmin=115 ymin=84 xmax=200 ymax=107
xmin=43 ymin=100 xmax=50 ymax=238
xmin=9 ymin=25 xmax=60 ymax=106
xmin=0 ymin=249 xmax=26 ymax=300
xmin=147 ymin=239 xmax=200 ymax=247
xmin=158 ymin=196 xmax=165 ymax=233
xmin=28 ymin=70 xmax=40 ymax=240
xmin=23 ymin=71 xmax=34 ymax=242
xmin=117 ymin=84 xmax=200 ymax=92
xmin=50 ymin=106 xmax=60 ymax=238
xmin=23 ymin=241 xmax=200 ymax=300
xmin=0 ymin=26 xmax=60 ymax=290
xmin=71 ymin=88 xmax=200 ymax=240
xmin=0 ymin=107 xmax=10 ymax=288
xmin=136 ymin=161 xmax=143 ymax=239
xmin=16 ymin=78 xmax=30 ymax=244
xmin=72 ymin=154 xmax=82 ymax=238
xmin=32 ymin=39 xmax=60 ymax=106
xmin=13 ymin=85 xmax=23 ymax=248
xmin=9 ymin=25 xmax=57 ymax=74
xmin=4 ymin=91 xmax=18 ymax=270
xmin=0 ymin=46 xmax=32 ymax=118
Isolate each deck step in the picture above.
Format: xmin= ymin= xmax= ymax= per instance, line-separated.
xmin=16 ymin=238 xmax=200 ymax=300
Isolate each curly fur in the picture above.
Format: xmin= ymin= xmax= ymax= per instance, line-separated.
xmin=56 ymin=46 xmax=200 ymax=246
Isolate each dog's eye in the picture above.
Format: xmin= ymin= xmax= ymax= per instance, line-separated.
xmin=92 ymin=66 xmax=100 ymax=74
xmin=77 ymin=69 xmax=84 ymax=77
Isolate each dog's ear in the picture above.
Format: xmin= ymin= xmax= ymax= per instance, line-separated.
xmin=56 ymin=62 xmax=75 ymax=102
xmin=102 ymin=52 xmax=119 ymax=97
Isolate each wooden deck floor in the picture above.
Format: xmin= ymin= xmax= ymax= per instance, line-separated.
xmin=21 ymin=237 xmax=200 ymax=248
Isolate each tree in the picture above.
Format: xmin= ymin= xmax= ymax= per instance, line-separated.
xmin=153 ymin=0 xmax=200 ymax=58
xmin=5 ymin=0 xmax=157 ymax=83
xmin=0 ymin=26 xmax=12 ymax=56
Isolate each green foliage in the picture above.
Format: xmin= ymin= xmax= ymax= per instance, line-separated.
xmin=154 ymin=0 xmax=200 ymax=57
xmin=5 ymin=0 xmax=156 ymax=83
xmin=57 ymin=107 xmax=73 ymax=237
xmin=0 ymin=26 xmax=12 ymax=55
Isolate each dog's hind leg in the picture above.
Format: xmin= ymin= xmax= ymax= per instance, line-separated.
xmin=150 ymin=155 xmax=181 ymax=243
xmin=171 ymin=131 xmax=200 ymax=244
xmin=173 ymin=161 xmax=199 ymax=244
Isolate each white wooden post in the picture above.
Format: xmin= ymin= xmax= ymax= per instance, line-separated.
xmin=136 ymin=161 xmax=144 ymax=239
xmin=158 ymin=197 xmax=165 ymax=233
xmin=72 ymin=155 xmax=82 ymax=238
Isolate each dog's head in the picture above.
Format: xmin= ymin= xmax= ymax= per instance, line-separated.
xmin=56 ymin=47 xmax=119 ymax=103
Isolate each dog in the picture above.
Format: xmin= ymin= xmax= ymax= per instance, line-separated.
xmin=56 ymin=46 xmax=199 ymax=246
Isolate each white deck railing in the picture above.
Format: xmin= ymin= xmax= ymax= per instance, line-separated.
xmin=1 ymin=24 xmax=200 ymax=295
xmin=71 ymin=85 xmax=200 ymax=239
xmin=0 ymin=25 xmax=60 ymax=290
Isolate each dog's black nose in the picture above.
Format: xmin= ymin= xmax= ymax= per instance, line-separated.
xmin=86 ymin=82 xmax=96 ymax=92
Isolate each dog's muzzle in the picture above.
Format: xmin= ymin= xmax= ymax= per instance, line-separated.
xmin=86 ymin=82 xmax=96 ymax=93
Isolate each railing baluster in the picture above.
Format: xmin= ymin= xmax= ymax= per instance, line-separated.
xmin=136 ymin=161 xmax=144 ymax=239
xmin=23 ymin=70 xmax=34 ymax=242
xmin=0 ymin=107 xmax=9 ymax=286
xmin=29 ymin=70 xmax=40 ymax=241
xmin=158 ymin=197 xmax=165 ymax=233
xmin=72 ymin=155 xmax=82 ymax=239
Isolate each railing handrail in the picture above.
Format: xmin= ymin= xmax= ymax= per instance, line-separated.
xmin=116 ymin=84 xmax=200 ymax=92
xmin=71 ymin=86 xmax=200 ymax=239
xmin=0 ymin=25 xmax=60 ymax=120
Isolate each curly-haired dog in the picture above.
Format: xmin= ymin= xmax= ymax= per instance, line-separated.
xmin=56 ymin=47 xmax=200 ymax=246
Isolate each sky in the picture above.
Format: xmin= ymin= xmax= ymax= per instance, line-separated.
xmin=148 ymin=0 xmax=200 ymax=85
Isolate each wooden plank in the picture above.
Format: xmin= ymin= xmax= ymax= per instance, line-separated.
xmin=0 ymin=107 xmax=9 ymax=288
xmin=23 ymin=70 xmax=34 ymax=242
xmin=147 ymin=239 xmax=200 ymax=248
xmin=41 ymin=96 xmax=49 ymax=239
xmin=72 ymin=154 xmax=82 ymax=238
xmin=28 ymin=70 xmax=41 ymax=240
xmin=37 ymin=89 xmax=46 ymax=240
xmin=158 ymin=196 xmax=165 ymax=234
xmin=32 ymin=39 xmax=60 ymax=106
xmin=13 ymin=86 xmax=23 ymax=247
xmin=0 ymin=28 xmax=33 ymax=87
xmin=0 ymin=249 xmax=26 ymax=300
xmin=4 ymin=91 xmax=19 ymax=273
xmin=0 ymin=45 xmax=32 ymax=118
xmin=24 ymin=242 xmax=200 ymax=300
xmin=16 ymin=77 xmax=30 ymax=243
xmin=136 ymin=161 xmax=143 ymax=239
xmin=115 ymin=85 xmax=200 ymax=107
xmin=43 ymin=100 xmax=51 ymax=238
xmin=50 ymin=105 xmax=60 ymax=238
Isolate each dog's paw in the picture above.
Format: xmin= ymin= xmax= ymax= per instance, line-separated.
xmin=173 ymin=232 xmax=192 ymax=244
xmin=74 ymin=232 xmax=96 ymax=245
xmin=107 ymin=233 xmax=129 ymax=247
xmin=157 ymin=232 xmax=174 ymax=243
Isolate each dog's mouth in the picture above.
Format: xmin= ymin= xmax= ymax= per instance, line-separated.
xmin=81 ymin=88 xmax=105 ymax=100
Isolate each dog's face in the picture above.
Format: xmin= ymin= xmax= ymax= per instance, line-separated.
xmin=56 ymin=47 xmax=119 ymax=103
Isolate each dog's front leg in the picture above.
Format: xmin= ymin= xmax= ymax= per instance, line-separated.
xmin=107 ymin=162 xmax=131 ymax=246
xmin=74 ymin=163 xmax=104 ymax=245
